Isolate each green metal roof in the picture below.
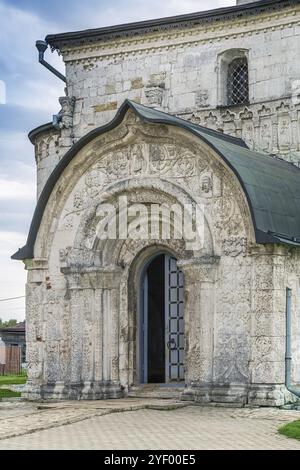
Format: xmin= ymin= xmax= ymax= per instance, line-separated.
xmin=45 ymin=1 xmax=297 ymax=51
xmin=12 ymin=99 xmax=300 ymax=260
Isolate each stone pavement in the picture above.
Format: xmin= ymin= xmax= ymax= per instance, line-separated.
xmin=0 ymin=399 xmax=300 ymax=449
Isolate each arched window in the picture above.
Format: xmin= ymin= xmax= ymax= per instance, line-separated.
xmin=227 ymin=57 xmax=249 ymax=106
xmin=217 ymin=49 xmax=249 ymax=107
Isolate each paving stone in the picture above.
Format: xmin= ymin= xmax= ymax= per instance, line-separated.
xmin=0 ymin=401 xmax=300 ymax=450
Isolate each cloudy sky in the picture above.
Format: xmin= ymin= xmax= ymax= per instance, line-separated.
xmin=0 ymin=0 xmax=235 ymax=321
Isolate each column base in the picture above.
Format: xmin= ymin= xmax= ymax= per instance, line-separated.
xmin=247 ymin=384 xmax=298 ymax=407
xmin=181 ymin=383 xmax=299 ymax=407
xmin=181 ymin=383 xmax=248 ymax=405
xmin=22 ymin=380 xmax=124 ymax=401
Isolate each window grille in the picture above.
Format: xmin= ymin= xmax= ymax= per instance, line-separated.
xmin=227 ymin=57 xmax=249 ymax=106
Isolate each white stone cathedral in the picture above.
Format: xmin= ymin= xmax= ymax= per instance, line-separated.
xmin=13 ymin=0 xmax=300 ymax=406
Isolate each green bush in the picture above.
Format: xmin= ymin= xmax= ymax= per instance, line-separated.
xmin=0 ymin=389 xmax=21 ymax=400
xmin=279 ymin=420 xmax=300 ymax=441
xmin=0 ymin=374 xmax=27 ymax=385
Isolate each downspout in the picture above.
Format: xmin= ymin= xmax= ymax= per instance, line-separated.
xmin=36 ymin=40 xmax=66 ymax=83
xmin=285 ymin=288 xmax=300 ymax=397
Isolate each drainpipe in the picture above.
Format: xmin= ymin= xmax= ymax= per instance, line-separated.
xmin=36 ymin=40 xmax=66 ymax=83
xmin=285 ymin=288 xmax=300 ymax=397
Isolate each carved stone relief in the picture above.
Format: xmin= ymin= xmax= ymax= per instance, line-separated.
xmin=181 ymin=98 xmax=300 ymax=164
xmin=144 ymin=86 xmax=164 ymax=106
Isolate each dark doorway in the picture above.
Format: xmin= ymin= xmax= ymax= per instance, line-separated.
xmin=147 ymin=254 xmax=165 ymax=383
xmin=140 ymin=253 xmax=185 ymax=384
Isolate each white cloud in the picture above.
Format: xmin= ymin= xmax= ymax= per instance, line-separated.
xmin=0 ymin=130 xmax=35 ymax=178
xmin=0 ymin=2 xmax=62 ymax=66
xmin=0 ymin=231 xmax=26 ymax=322
xmin=9 ymin=79 xmax=63 ymax=114
xmin=0 ymin=231 xmax=27 ymax=253
xmin=0 ymin=1 xmax=64 ymax=113
xmin=68 ymin=0 xmax=235 ymax=28
xmin=0 ymin=179 xmax=35 ymax=201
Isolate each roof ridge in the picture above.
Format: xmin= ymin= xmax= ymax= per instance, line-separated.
xmin=45 ymin=0 xmax=296 ymax=50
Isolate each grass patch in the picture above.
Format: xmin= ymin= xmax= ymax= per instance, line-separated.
xmin=0 ymin=374 xmax=27 ymax=386
xmin=0 ymin=389 xmax=21 ymax=400
xmin=279 ymin=420 xmax=300 ymax=441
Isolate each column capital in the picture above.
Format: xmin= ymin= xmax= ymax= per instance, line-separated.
xmin=178 ymin=255 xmax=220 ymax=283
xmin=61 ymin=265 xmax=124 ymax=289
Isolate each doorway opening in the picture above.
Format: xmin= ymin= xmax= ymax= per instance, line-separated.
xmin=140 ymin=253 xmax=184 ymax=384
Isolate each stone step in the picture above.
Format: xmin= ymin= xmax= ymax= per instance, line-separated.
xmin=128 ymin=384 xmax=185 ymax=399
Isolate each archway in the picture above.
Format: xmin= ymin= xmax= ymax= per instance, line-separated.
xmin=140 ymin=252 xmax=185 ymax=384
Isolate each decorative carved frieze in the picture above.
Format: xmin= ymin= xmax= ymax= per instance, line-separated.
xmin=181 ymin=98 xmax=300 ymax=165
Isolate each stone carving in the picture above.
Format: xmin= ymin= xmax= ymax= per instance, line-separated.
xmin=131 ymin=143 xmax=149 ymax=174
xmin=196 ymin=158 xmax=208 ymax=175
xmin=222 ymin=237 xmax=247 ymax=257
xmin=214 ymin=335 xmax=249 ymax=384
xmin=26 ymin=104 xmax=300 ymax=405
xmin=183 ymin=98 xmax=299 ymax=162
xmin=221 ymin=110 xmax=235 ymax=123
xmin=213 ymin=193 xmax=246 ymax=238
xmin=73 ymin=190 xmax=85 ymax=210
xmin=57 ymin=96 xmax=76 ymax=129
xmin=35 ymin=133 xmax=59 ymax=163
xmin=176 ymin=154 xmax=196 ymax=177
xmin=278 ymin=116 xmax=291 ymax=151
xmin=144 ymin=85 xmax=164 ymax=106
xmin=259 ymin=120 xmax=272 ymax=152
xmin=258 ymin=105 xmax=272 ymax=117
xmin=242 ymin=121 xmax=255 ymax=149
xmin=200 ymin=174 xmax=213 ymax=194
xmin=61 ymin=212 xmax=74 ymax=230
xmin=190 ymin=114 xmax=201 ymax=125
xmin=239 ymin=108 xmax=253 ymax=120
xmin=195 ymin=89 xmax=209 ymax=108
xmin=204 ymin=112 xmax=218 ymax=130
xmin=150 ymin=144 xmax=173 ymax=173
xmin=93 ymin=140 xmax=203 ymax=182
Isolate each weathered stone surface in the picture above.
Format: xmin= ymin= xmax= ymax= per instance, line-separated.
xmin=23 ymin=2 xmax=300 ymax=404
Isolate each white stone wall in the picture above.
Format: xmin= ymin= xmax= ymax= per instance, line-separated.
xmin=33 ymin=3 xmax=300 ymax=197
xmin=25 ymin=2 xmax=300 ymax=405
xmin=24 ymin=113 xmax=300 ymax=405
xmin=62 ymin=4 xmax=300 ymax=141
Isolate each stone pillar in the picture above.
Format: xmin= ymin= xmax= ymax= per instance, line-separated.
xmin=93 ymin=288 xmax=103 ymax=382
xmin=62 ymin=266 xmax=124 ymax=399
xmin=290 ymin=110 xmax=299 ymax=154
xmin=178 ymin=256 xmax=219 ymax=402
xmin=248 ymin=246 xmax=293 ymax=406
xmin=118 ymin=269 xmax=131 ymax=389
xmin=69 ymin=285 xmax=84 ymax=397
xmin=22 ymin=259 xmax=47 ymax=400
xmin=271 ymin=114 xmax=279 ymax=154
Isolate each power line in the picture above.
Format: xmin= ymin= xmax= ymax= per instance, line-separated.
xmin=0 ymin=296 xmax=25 ymax=302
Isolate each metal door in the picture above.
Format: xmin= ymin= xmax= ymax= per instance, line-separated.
xmin=141 ymin=272 xmax=148 ymax=383
xmin=165 ymin=255 xmax=185 ymax=382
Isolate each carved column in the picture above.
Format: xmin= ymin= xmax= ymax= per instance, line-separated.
xmin=21 ymin=259 xmax=48 ymax=400
xmin=235 ymin=118 xmax=242 ymax=139
xmin=178 ymin=255 xmax=219 ymax=402
xmin=69 ymin=284 xmax=83 ymax=392
xmin=248 ymin=245 xmax=292 ymax=406
xmin=290 ymin=109 xmax=299 ymax=154
xmin=62 ymin=265 xmax=124 ymax=399
xmin=271 ymin=114 xmax=279 ymax=154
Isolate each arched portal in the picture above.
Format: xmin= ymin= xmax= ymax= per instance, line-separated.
xmin=140 ymin=252 xmax=184 ymax=384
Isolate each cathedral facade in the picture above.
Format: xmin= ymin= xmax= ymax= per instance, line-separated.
xmin=13 ymin=0 xmax=300 ymax=405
